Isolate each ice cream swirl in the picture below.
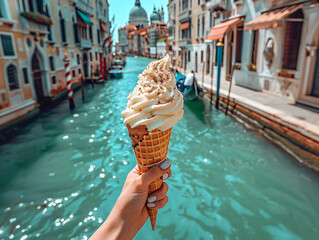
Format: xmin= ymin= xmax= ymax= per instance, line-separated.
xmin=122 ymin=54 xmax=184 ymax=131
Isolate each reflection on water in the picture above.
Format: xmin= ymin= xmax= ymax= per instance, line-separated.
xmin=0 ymin=57 xmax=319 ymax=240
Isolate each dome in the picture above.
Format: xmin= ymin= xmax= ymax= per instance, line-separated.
xmin=129 ymin=6 xmax=147 ymax=20
xmin=129 ymin=0 xmax=148 ymax=27
xmin=150 ymin=12 xmax=160 ymax=22
xmin=150 ymin=7 xmax=161 ymax=24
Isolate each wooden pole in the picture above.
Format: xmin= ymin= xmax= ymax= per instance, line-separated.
xmin=202 ymin=61 xmax=205 ymax=89
xmin=225 ymin=65 xmax=235 ymax=115
xmin=63 ymin=52 xmax=75 ymax=110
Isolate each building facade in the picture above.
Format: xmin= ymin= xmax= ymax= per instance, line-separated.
xmin=168 ymin=0 xmax=319 ymax=109
xmin=0 ymin=0 xmax=112 ymax=127
xmin=118 ymin=0 xmax=168 ymax=59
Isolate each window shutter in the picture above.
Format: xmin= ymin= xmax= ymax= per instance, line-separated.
xmin=22 ymin=67 xmax=29 ymax=84
xmin=1 ymin=35 xmax=15 ymax=56
xmin=283 ymin=21 xmax=303 ymax=70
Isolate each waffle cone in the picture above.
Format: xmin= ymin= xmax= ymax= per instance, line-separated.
xmin=129 ymin=127 xmax=172 ymax=230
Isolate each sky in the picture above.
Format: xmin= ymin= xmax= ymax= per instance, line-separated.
xmin=108 ymin=0 xmax=169 ymax=43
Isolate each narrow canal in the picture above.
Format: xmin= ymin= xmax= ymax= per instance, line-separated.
xmin=1 ymin=57 xmax=319 ymax=240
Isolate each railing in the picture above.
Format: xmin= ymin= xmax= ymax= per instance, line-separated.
xmin=168 ymin=35 xmax=175 ymax=42
xmin=19 ymin=16 xmax=47 ymax=35
xmin=69 ymin=0 xmax=94 ymax=16
xmin=206 ymin=0 xmax=227 ymax=10
xmin=179 ymin=9 xmax=191 ymax=22
xmin=178 ymin=39 xmax=190 ymax=47
xmin=80 ymin=38 xmax=92 ymax=49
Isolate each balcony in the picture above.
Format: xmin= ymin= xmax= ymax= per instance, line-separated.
xmin=206 ymin=0 xmax=227 ymax=11
xmin=80 ymin=38 xmax=92 ymax=49
xmin=69 ymin=0 xmax=94 ymax=16
xmin=19 ymin=16 xmax=48 ymax=35
xmin=178 ymin=39 xmax=191 ymax=48
xmin=179 ymin=9 xmax=191 ymax=22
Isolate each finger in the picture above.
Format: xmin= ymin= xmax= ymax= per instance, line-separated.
xmin=162 ymin=168 xmax=171 ymax=181
xmin=141 ymin=159 xmax=171 ymax=186
xmin=147 ymin=196 xmax=168 ymax=210
xmin=147 ymin=182 xmax=168 ymax=202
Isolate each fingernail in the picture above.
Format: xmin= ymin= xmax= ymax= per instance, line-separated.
xmin=147 ymin=203 xmax=156 ymax=208
xmin=148 ymin=196 xmax=157 ymax=203
xmin=162 ymin=173 xmax=169 ymax=180
xmin=160 ymin=159 xmax=171 ymax=170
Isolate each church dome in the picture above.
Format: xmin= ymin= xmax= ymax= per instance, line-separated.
xmin=150 ymin=7 xmax=161 ymax=24
xmin=129 ymin=6 xmax=147 ymax=20
xmin=129 ymin=0 xmax=148 ymax=27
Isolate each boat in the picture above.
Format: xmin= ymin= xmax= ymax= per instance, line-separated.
xmin=176 ymin=72 xmax=199 ymax=101
xmin=109 ymin=65 xmax=123 ymax=79
xmin=113 ymin=52 xmax=126 ymax=67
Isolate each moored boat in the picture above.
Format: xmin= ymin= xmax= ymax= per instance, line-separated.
xmin=109 ymin=65 xmax=123 ymax=79
xmin=176 ymin=72 xmax=199 ymax=101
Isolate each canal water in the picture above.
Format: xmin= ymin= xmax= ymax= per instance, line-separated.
xmin=1 ymin=57 xmax=319 ymax=240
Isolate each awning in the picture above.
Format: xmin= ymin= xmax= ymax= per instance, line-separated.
xmin=244 ymin=4 xmax=302 ymax=31
xmin=76 ymin=10 xmax=93 ymax=26
xmin=206 ymin=17 xmax=242 ymax=41
xmin=100 ymin=23 xmax=107 ymax=32
xmin=180 ymin=21 xmax=190 ymax=30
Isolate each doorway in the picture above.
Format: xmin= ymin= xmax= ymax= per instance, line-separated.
xmin=311 ymin=47 xmax=319 ymax=97
xmin=32 ymin=51 xmax=45 ymax=105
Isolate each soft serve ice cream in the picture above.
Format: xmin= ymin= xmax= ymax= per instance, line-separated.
xmin=122 ymin=54 xmax=184 ymax=132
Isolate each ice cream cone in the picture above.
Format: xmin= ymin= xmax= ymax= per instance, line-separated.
xmin=127 ymin=125 xmax=172 ymax=230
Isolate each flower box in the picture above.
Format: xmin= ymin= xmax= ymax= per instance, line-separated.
xmin=278 ymin=72 xmax=294 ymax=78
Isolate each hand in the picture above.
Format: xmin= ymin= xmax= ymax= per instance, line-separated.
xmin=90 ymin=158 xmax=171 ymax=240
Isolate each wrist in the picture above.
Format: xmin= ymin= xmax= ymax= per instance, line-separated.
xmin=102 ymin=208 xmax=138 ymax=240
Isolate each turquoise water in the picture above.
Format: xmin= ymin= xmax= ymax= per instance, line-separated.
xmin=0 ymin=57 xmax=319 ymax=240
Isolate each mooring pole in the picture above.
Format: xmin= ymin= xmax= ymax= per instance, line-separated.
xmin=215 ymin=38 xmax=224 ymax=109
xmin=63 ymin=52 xmax=75 ymax=110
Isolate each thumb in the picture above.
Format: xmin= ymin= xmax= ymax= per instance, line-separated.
xmin=141 ymin=159 xmax=171 ymax=186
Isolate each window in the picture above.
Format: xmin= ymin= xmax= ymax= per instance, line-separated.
xmin=52 ymin=76 xmax=56 ymax=84
xmin=97 ymin=29 xmax=100 ymax=44
xmin=201 ymin=51 xmax=203 ymax=63
xmin=282 ymin=10 xmax=303 ymax=70
xmin=251 ymin=30 xmax=259 ymax=65
xmin=95 ymin=52 xmax=98 ymax=61
xmin=202 ymin=15 xmax=205 ymax=38
xmin=78 ymin=68 xmax=82 ymax=74
xmin=77 ymin=54 xmax=80 ymax=64
xmin=209 ymin=12 xmax=213 ymax=28
xmin=22 ymin=67 xmax=29 ymax=84
xmin=0 ymin=1 xmax=9 ymax=18
xmin=73 ymin=23 xmax=79 ymax=43
xmin=188 ymin=51 xmax=190 ymax=62
xmin=59 ymin=11 xmax=67 ymax=43
xmin=72 ymin=70 xmax=76 ymax=77
xmin=195 ymin=52 xmax=198 ymax=72
xmin=49 ymin=56 xmax=55 ymax=71
xmin=90 ymin=52 xmax=92 ymax=61
xmin=1 ymin=35 xmax=15 ymax=57
xmin=7 ymin=64 xmax=20 ymax=91
xmin=89 ymin=26 xmax=93 ymax=42
xmin=198 ymin=0 xmax=200 ymax=5
xmin=235 ymin=26 xmax=243 ymax=63
xmin=197 ymin=17 xmax=200 ymax=38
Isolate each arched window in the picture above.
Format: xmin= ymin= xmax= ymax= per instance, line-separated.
xmin=49 ymin=56 xmax=55 ymax=71
xmin=7 ymin=64 xmax=20 ymax=91
xmin=59 ymin=10 xmax=67 ymax=43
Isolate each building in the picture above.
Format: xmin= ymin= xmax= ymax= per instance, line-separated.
xmin=0 ymin=0 xmax=112 ymax=128
xmin=118 ymin=0 xmax=168 ymax=58
xmin=168 ymin=0 xmax=319 ymax=109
